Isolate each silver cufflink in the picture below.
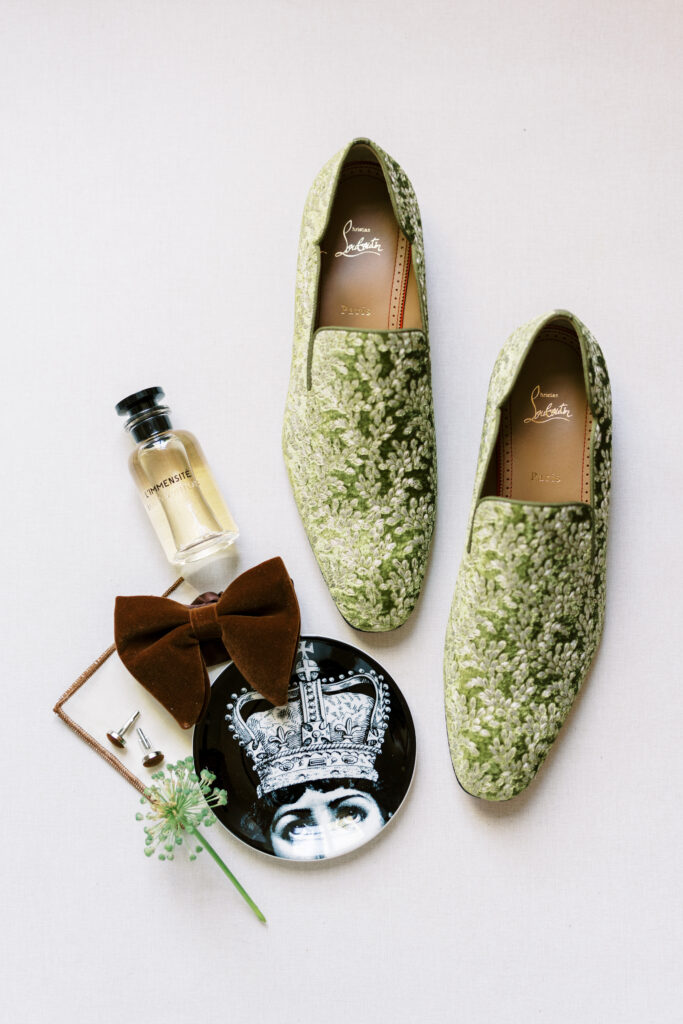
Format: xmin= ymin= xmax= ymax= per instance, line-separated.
xmin=106 ymin=710 xmax=140 ymax=748
xmin=137 ymin=727 xmax=164 ymax=768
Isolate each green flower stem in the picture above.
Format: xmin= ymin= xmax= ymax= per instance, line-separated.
xmin=190 ymin=827 xmax=266 ymax=923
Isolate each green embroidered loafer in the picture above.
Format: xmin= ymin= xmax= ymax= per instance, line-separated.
xmin=444 ymin=310 xmax=611 ymax=800
xmin=283 ymin=138 xmax=436 ymax=631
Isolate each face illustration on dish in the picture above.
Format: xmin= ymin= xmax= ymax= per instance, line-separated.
xmin=269 ymin=785 xmax=385 ymax=860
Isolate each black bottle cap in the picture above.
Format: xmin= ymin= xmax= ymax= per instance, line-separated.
xmin=116 ymin=387 xmax=172 ymax=443
xmin=115 ymin=386 xmax=165 ymax=419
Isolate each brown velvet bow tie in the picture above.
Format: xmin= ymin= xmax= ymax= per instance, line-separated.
xmin=114 ymin=557 xmax=300 ymax=729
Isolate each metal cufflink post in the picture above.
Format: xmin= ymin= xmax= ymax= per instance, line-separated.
xmin=137 ymin=727 xmax=164 ymax=768
xmin=106 ymin=710 xmax=140 ymax=748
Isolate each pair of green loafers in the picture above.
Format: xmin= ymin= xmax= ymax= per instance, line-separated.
xmin=282 ymin=138 xmax=612 ymax=801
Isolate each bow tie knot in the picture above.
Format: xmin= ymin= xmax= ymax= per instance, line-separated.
xmin=189 ymin=601 xmax=222 ymax=642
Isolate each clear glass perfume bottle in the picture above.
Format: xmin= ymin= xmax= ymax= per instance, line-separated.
xmin=116 ymin=387 xmax=239 ymax=566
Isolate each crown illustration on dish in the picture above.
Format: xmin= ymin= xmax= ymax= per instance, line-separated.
xmin=224 ymin=641 xmax=391 ymax=796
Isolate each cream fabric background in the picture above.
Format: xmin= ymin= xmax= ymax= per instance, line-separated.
xmin=2 ymin=2 xmax=682 ymax=1022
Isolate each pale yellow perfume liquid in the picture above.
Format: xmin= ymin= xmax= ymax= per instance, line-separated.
xmin=129 ymin=429 xmax=238 ymax=565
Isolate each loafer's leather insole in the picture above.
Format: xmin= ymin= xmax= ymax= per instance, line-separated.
xmin=317 ymin=149 xmax=422 ymax=332
xmin=492 ymin=320 xmax=592 ymax=503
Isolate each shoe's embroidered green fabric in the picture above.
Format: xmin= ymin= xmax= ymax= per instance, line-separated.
xmin=444 ymin=311 xmax=612 ymax=800
xmin=285 ymin=328 xmax=436 ymax=630
xmin=283 ymin=139 xmax=436 ymax=630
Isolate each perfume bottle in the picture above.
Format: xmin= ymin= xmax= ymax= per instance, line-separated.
xmin=116 ymin=387 xmax=239 ymax=566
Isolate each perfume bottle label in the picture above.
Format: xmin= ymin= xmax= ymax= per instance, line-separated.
xmin=143 ymin=468 xmax=196 ymax=499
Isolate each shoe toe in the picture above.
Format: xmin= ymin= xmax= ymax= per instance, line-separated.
xmin=444 ymin=500 xmax=602 ymax=800
xmin=323 ymin=521 xmax=431 ymax=631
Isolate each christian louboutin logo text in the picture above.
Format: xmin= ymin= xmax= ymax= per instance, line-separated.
xmin=335 ymin=219 xmax=383 ymax=258
xmin=524 ymin=385 xmax=572 ymax=424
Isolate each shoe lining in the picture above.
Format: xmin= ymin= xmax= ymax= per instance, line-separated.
xmin=316 ymin=145 xmax=422 ymax=332
xmin=486 ymin=319 xmax=592 ymax=504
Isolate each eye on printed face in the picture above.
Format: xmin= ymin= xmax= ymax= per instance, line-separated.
xmin=269 ymin=786 xmax=385 ymax=860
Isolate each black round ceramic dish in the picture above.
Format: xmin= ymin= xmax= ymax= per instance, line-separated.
xmin=193 ymin=636 xmax=416 ymax=862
